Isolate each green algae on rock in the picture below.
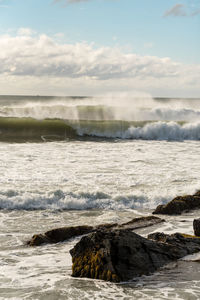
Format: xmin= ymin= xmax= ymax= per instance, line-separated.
xmin=70 ymin=229 xmax=200 ymax=283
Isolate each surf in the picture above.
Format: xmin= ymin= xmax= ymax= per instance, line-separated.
xmin=0 ymin=95 xmax=200 ymax=142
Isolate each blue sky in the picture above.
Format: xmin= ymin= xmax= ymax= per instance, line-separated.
xmin=0 ymin=0 xmax=199 ymax=96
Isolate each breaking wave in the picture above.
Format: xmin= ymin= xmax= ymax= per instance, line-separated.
xmin=1 ymin=95 xmax=200 ymax=141
xmin=0 ymin=189 xmax=169 ymax=211
xmin=1 ymin=117 xmax=200 ymax=141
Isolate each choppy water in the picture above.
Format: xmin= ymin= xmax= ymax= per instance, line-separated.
xmin=1 ymin=95 xmax=200 ymax=299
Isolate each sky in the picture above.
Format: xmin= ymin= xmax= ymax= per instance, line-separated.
xmin=0 ymin=0 xmax=199 ymax=97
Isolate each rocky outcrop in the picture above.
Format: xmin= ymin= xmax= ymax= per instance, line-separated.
xmin=148 ymin=232 xmax=200 ymax=254
xmin=27 ymin=216 xmax=164 ymax=246
xmin=153 ymin=194 xmax=200 ymax=215
xmin=70 ymin=229 xmax=200 ymax=282
xmin=193 ymin=219 xmax=200 ymax=236
xmin=27 ymin=225 xmax=93 ymax=246
xmin=119 ymin=215 xmax=164 ymax=230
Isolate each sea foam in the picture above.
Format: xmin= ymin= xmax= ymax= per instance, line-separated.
xmin=75 ymin=121 xmax=200 ymax=141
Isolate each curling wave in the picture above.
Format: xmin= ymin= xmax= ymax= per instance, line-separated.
xmin=1 ymin=117 xmax=200 ymax=141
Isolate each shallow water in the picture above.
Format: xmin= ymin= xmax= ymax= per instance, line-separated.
xmin=0 ymin=139 xmax=200 ymax=299
xmin=1 ymin=209 xmax=200 ymax=300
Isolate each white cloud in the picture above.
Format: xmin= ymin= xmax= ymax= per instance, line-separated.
xmin=0 ymin=32 xmax=199 ymax=96
xmin=164 ymin=4 xmax=187 ymax=17
xmin=164 ymin=3 xmax=200 ymax=17
xmin=17 ymin=28 xmax=35 ymax=36
xmin=0 ymin=34 xmax=182 ymax=79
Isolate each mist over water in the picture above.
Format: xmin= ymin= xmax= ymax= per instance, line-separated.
xmin=1 ymin=93 xmax=200 ymax=121
xmin=0 ymin=94 xmax=200 ymax=141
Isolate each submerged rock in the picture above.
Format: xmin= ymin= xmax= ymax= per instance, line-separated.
xmin=193 ymin=219 xmax=200 ymax=236
xmin=70 ymin=229 xmax=200 ymax=282
xmin=27 ymin=225 xmax=93 ymax=246
xmin=119 ymin=215 xmax=164 ymax=230
xmin=27 ymin=233 xmax=51 ymax=246
xmin=27 ymin=216 xmax=164 ymax=246
xmin=153 ymin=195 xmax=200 ymax=215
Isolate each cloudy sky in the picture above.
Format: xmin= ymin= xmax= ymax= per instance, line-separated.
xmin=0 ymin=0 xmax=199 ymax=97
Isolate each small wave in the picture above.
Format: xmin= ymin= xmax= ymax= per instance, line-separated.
xmin=0 ymin=189 xmax=170 ymax=211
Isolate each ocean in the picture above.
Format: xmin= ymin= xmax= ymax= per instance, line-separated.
xmin=1 ymin=95 xmax=200 ymax=299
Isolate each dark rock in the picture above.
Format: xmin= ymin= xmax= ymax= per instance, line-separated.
xmin=27 ymin=234 xmax=51 ymax=246
xmin=193 ymin=190 xmax=200 ymax=197
xmin=95 ymin=216 xmax=164 ymax=231
xmin=120 ymin=215 xmax=164 ymax=230
xmin=153 ymin=195 xmax=200 ymax=215
xmin=148 ymin=232 xmax=200 ymax=256
xmin=27 ymin=225 xmax=94 ymax=246
xmin=95 ymin=223 xmax=118 ymax=230
xmin=45 ymin=226 xmax=93 ymax=243
xmin=70 ymin=229 xmax=200 ymax=282
xmin=193 ymin=219 xmax=200 ymax=236
xmin=27 ymin=216 xmax=164 ymax=246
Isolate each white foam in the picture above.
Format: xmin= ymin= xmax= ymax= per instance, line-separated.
xmin=0 ymin=188 xmax=196 ymax=211
xmin=75 ymin=121 xmax=200 ymax=141
xmin=1 ymin=139 xmax=200 ymax=211
xmin=0 ymin=189 xmax=157 ymax=210
xmin=126 ymin=121 xmax=200 ymax=141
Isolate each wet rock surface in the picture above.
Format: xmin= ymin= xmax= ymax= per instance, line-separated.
xmin=193 ymin=219 xmax=200 ymax=236
xmin=119 ymin=215 xmax=164 ymax=230
xmin=148 ymin=232 xmax=200 ymax=255
xmin=27 ymin=225 xmax=93 ymax=246
xmin=70 ymin=229 xmax=200 ymax=282
xmin=27 ymin=216 xmax=164 ymax=246
xmin=26 ymin=190 xmax=200 ymax=284
xmin=153 ymin=194 xmax=200 ymax=215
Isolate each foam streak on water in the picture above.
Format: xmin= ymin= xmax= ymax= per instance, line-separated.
xmin=0 ymin=140 xmax=200 ymax=211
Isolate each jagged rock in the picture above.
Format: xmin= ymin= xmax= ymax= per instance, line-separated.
xmin=27 ymin=225 xmax=93 ymax=246
xmin=70 ymin=229 xmax=200 ymax=282
xmin=27 ymin=216 xmax=164 ymax=246
xmin=193 ymin=219 xmax=200 ymax=236
xmin=153 ymin=195 xmax=200 ymax=215
xmin=148 ymin=232 xmax=200 ymax=254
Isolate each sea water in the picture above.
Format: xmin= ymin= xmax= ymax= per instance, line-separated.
xmin=1 ymin=95 xmax=200 ymax=299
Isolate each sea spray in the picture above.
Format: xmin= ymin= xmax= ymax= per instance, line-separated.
xmin=1 ymin=95 xmax=200 ymax=141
